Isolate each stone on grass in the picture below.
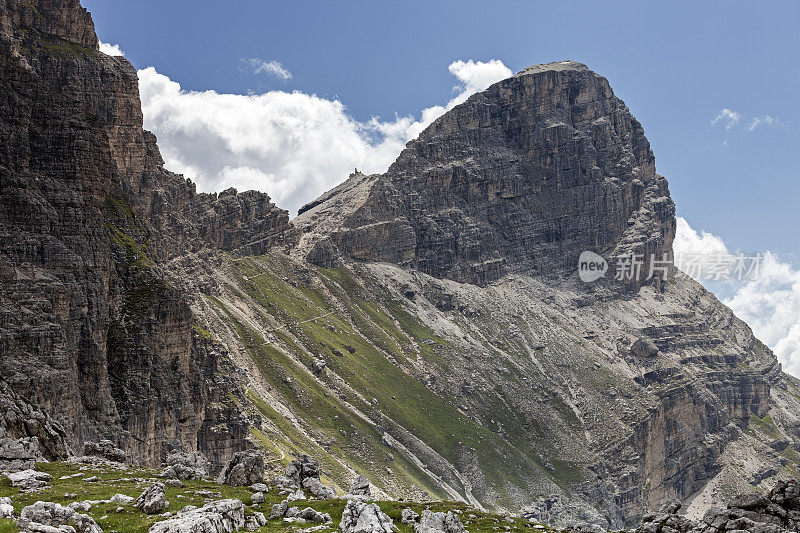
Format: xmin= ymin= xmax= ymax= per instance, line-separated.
xmin=148 ymin=499 xmax=245 ymax=533
xmin=135 ymin=482 xmax=168 ymax=514
xmin=251 ymin=491 xmax=265 ymax=505
xmin=7 ymin=469 xmax=51 ymax=491
xmin=414 ymin=511 xmax=465 ymax=533
xmin=0 ymin=496 xmax=14 ymax=518
xmin=340 ymin=499 xmax=396 ymax=533
xmin=109 ymin=494 xmax=134 ymax=506
xmin=401 ymin=508 xmax=419 ymax=524
xmin=0 ymin=437 xmax=40 ymax=472
xmin=19 ymin=501 xmax=102 ymax=533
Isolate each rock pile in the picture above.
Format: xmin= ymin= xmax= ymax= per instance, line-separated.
xmin=17 ymin=501 xmax=102 ymax=533
xmin=217 ymin=451 xmax=265 ymax=486
xmin=148 ymin=499 xmax=247 ymax=533
xmin=636 ymin=480 xmax=800 ymax=532
xmin=277 ymin=455 xmax=336 ymax=498
xmin=163 ymin=451 xmax=209 ymax=480
xmin=269 ymin=499 xmax=331 ymax=524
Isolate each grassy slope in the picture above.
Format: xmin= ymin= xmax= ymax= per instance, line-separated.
xmin=0 ymin=462 xmax=554 ymax=533
xmin=206 ymin=252 xmax=577 ymax=509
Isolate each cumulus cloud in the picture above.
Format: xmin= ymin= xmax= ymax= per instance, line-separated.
xmin=245 ymin=58 xmax=292 ymax=80
xmin=674 ymin=217 xmax=800 ymax=376
xmin=99 ymin=41 xmax=124 ymax=56
xmin=137 ymin=59 xmax=512 ymax=214
xmin=711 ymin=108 xmax=741 ymax=129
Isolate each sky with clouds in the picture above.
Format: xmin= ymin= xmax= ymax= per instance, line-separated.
xmin=88 ymin=0 xmax=798 ymax=375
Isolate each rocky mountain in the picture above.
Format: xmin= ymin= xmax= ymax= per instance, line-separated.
xmin=2 ymin=0 xmax=800 ymax=530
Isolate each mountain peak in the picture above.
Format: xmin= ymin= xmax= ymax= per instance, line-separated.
xmin=297 ymin=60 xmax=675 ymax=287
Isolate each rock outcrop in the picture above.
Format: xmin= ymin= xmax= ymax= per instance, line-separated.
xmin=217 ymin=451 xmax=265 ymax=487
xmin=148 ymin=499 xmax=246 ymax=533
xmin=636 ymin=480 xmax=800 ymax=532
xmin=414 ymin=510 xmax=466 ymax=533
xmin=18 ymin=501 xmax=102 ymax=533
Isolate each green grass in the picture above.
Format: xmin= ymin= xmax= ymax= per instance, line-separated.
xmin=214 ymin=254 xmax=578 ymax=508
xmin=0 ymin=461 xmax=553 ymax=533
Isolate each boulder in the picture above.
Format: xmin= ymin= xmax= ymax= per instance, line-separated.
xmin=244 ymin=511 xmax=267 ymax=531
xmin=251 ymin=492 xmax=265 ymax=505
xmin=163 ymin=451 xmax=209 ymax=481
xmin=269 ymin=500 xmax=289 ymax=520
xmin=414 ymin=510 xmax=465 ymax=533
xmin=16 ymin=519 xmax=77 ymax=533
xmin=148 ymin=499 xmax=245 ymax=533
xmin=135 ymin=483 xmax=169 ymax=515
xmin=631 ymin=338 xmax=659 ymax=359
xmin=339 ymin=500 xmax=396 ymax=533
xmin=217 ymin=452 xmax=265 ymax=486
xmin=401 ymin=508 xmax=419 ymax=524
xmin=109 ymin=494 xmax=134 ymax=506
xmin=0 ymin=496 xmax=14 ymax=518
xmin=82 ymin=440 xmax=126 ymax=464
xmin=348 ymin=475 xmax=371 ymax=498
xmin=296 ymin=507 xmax=331 ymax=524
xmin=249 ymin=483 xmax=268 ymax=493
xmin=19 ymin=501 xmax=102 ymax=533
xmin=7 ymin=469 xmax=51 ymax=491
xmin=0 ymin=437 xmax=40 ymax=472
xmin=303 ymin=477 xmax=336 ymax=499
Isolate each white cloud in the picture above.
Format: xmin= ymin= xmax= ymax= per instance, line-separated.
xmin=712 ymin=109 xmax=780 ymax=133
xmin=747 ymin=115 xmax=778 ymax=131
xmin=674 ymin=217 xmax=800 ymax=377
xmin=99 ymin=41 xmax=124 ymax=56
xmin=245 ymin=58 xmax=292 ymax=80
xmin=711 ymin=108 xmax=741 ymax=129
xmin=137 ymin=59 xmax=512 ymax=215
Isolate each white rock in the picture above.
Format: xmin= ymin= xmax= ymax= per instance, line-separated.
xmin=340 ymin=500 xmax=396 ymax=533
xmin=148 ymin=499 xmax=245 ymax=533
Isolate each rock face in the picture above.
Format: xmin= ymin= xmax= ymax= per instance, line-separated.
xmin=217 ymin=451 xmax=265 ymax=486
xmin=297 ymin=61 xmax=675 ymax=287
xmin=0 ymin=0 xmax=290 ymax=470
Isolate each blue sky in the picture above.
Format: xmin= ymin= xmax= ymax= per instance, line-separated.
xmin=84 ymin=0 xmax=800 ymax=375
xmin=84 ymin=0 xmax=799 ymax=257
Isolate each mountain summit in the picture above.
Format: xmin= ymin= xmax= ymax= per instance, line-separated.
xmin=296 ymin=60 xmax=674 ymax=286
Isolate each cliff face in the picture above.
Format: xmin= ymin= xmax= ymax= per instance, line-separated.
xmin=0 ymin=0 xmax=290 ymax=468
xmin=297 ymin=61 xmax=675 ymax=286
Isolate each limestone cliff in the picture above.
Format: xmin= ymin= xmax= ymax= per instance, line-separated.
xmin=0 ymin=0 xmax=292 ymax=469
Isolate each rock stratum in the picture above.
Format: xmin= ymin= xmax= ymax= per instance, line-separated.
xmin=1 ymin=1 xmax=800 ymax=530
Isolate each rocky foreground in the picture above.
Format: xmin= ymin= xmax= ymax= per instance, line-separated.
xmin=2 ymin=448 xmax=799 ymax=532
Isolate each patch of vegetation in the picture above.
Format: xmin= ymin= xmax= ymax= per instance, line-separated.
xmin=0 ymin=460 xmax=553 ymax=533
